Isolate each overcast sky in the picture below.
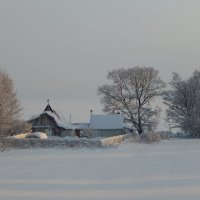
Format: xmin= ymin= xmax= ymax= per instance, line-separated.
xmin=0 ymin=0 xmax=200 ymax=123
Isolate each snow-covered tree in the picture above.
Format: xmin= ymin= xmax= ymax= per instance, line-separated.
xmin=98 ymin=66 xmax=165 ymax=134
xmin=0 ymin=70 xmax=29 ymax=138
xmin=163 ymin=70 xmax=200 ymax=137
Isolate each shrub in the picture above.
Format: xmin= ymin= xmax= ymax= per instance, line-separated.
xmin=137 ymin=132 xmax=162 ymax=144
xmin=142 ymin=132 xmax=161 ymax=143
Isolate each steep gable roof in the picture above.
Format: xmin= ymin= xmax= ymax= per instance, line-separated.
xmin=43 ymin=103 xmax=60 ymax=119
xmin=43 ymin=111 xmax=72 ymax=129
xmin=44 ymin=104 xmax=54 ymax=113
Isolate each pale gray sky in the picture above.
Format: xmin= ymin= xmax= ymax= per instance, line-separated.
xmin=0 ymin=0 xmax=200 ymax=123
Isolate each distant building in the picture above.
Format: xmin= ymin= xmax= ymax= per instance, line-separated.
xmin=28 ymin=103 xmax=73 ymax=137
xmin=73 ymin=114 xmax=133 ymax=137
xmin=89 ymin=114 xmax=132 ymax=137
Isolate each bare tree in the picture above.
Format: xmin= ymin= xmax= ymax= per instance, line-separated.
xmin=0 ymin=70 xmax=24 ymax=137
xmin=163 ymin=70 xmax=200 ymax=137
xmin=98 ymin=66 xmax=165 ymax=134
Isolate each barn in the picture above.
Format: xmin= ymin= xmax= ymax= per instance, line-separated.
xmin=28 ymin=103 xmax=73 ymax=137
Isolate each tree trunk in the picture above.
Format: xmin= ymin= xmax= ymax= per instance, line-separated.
xmin=138 ymin=121 xmax=143 ymax=135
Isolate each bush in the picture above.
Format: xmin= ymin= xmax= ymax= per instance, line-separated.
xmin=130 ymin=132 xmax=162 ymax=144
xmin=140 ymin=132 xmax=161 ymax=143
xmin=157 ymin=131 xmax=172 ymax=139
xmin=0 ymin=138 xmax=10 ymax=152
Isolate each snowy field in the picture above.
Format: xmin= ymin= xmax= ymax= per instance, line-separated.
xmin=0 ymin=139 xmax=200 ymax=200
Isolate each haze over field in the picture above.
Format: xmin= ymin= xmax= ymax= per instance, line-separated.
xmin=0 ymin=0 xmax=200 ymax=122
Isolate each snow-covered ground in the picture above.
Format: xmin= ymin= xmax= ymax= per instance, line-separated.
xmin=0 ymin=139 xmax=200 ymax=200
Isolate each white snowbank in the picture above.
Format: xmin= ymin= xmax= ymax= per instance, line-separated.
xmin=25 ymin=132 xmax=48 ymax=139
xmin=13 ymin=132 xmax=48 ymax=139
xmin=12 ymin=133 xmax=28 ymax=139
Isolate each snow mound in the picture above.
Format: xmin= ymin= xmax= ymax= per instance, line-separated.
xmin=12 ymin=133 xmax=28 ymax=139
xmin=12 ymin=132 xmax=48 ymax=139
xmin=25 ymin=132 xmax=48 ymax=139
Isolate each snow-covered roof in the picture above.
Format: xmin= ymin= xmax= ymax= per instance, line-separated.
xmin=29 ymin=110 xmax=73 ymax=130
xmin=89 ymin=114 xmax=131 ymax=130
xmin=43 ymin=111 xmax=73 ymax=129
xmin=71 ymin=123 xmax=90 ymax=130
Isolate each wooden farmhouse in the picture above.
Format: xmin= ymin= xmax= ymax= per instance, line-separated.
xmin=28 ymin=104 xmax=73 ymax=137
